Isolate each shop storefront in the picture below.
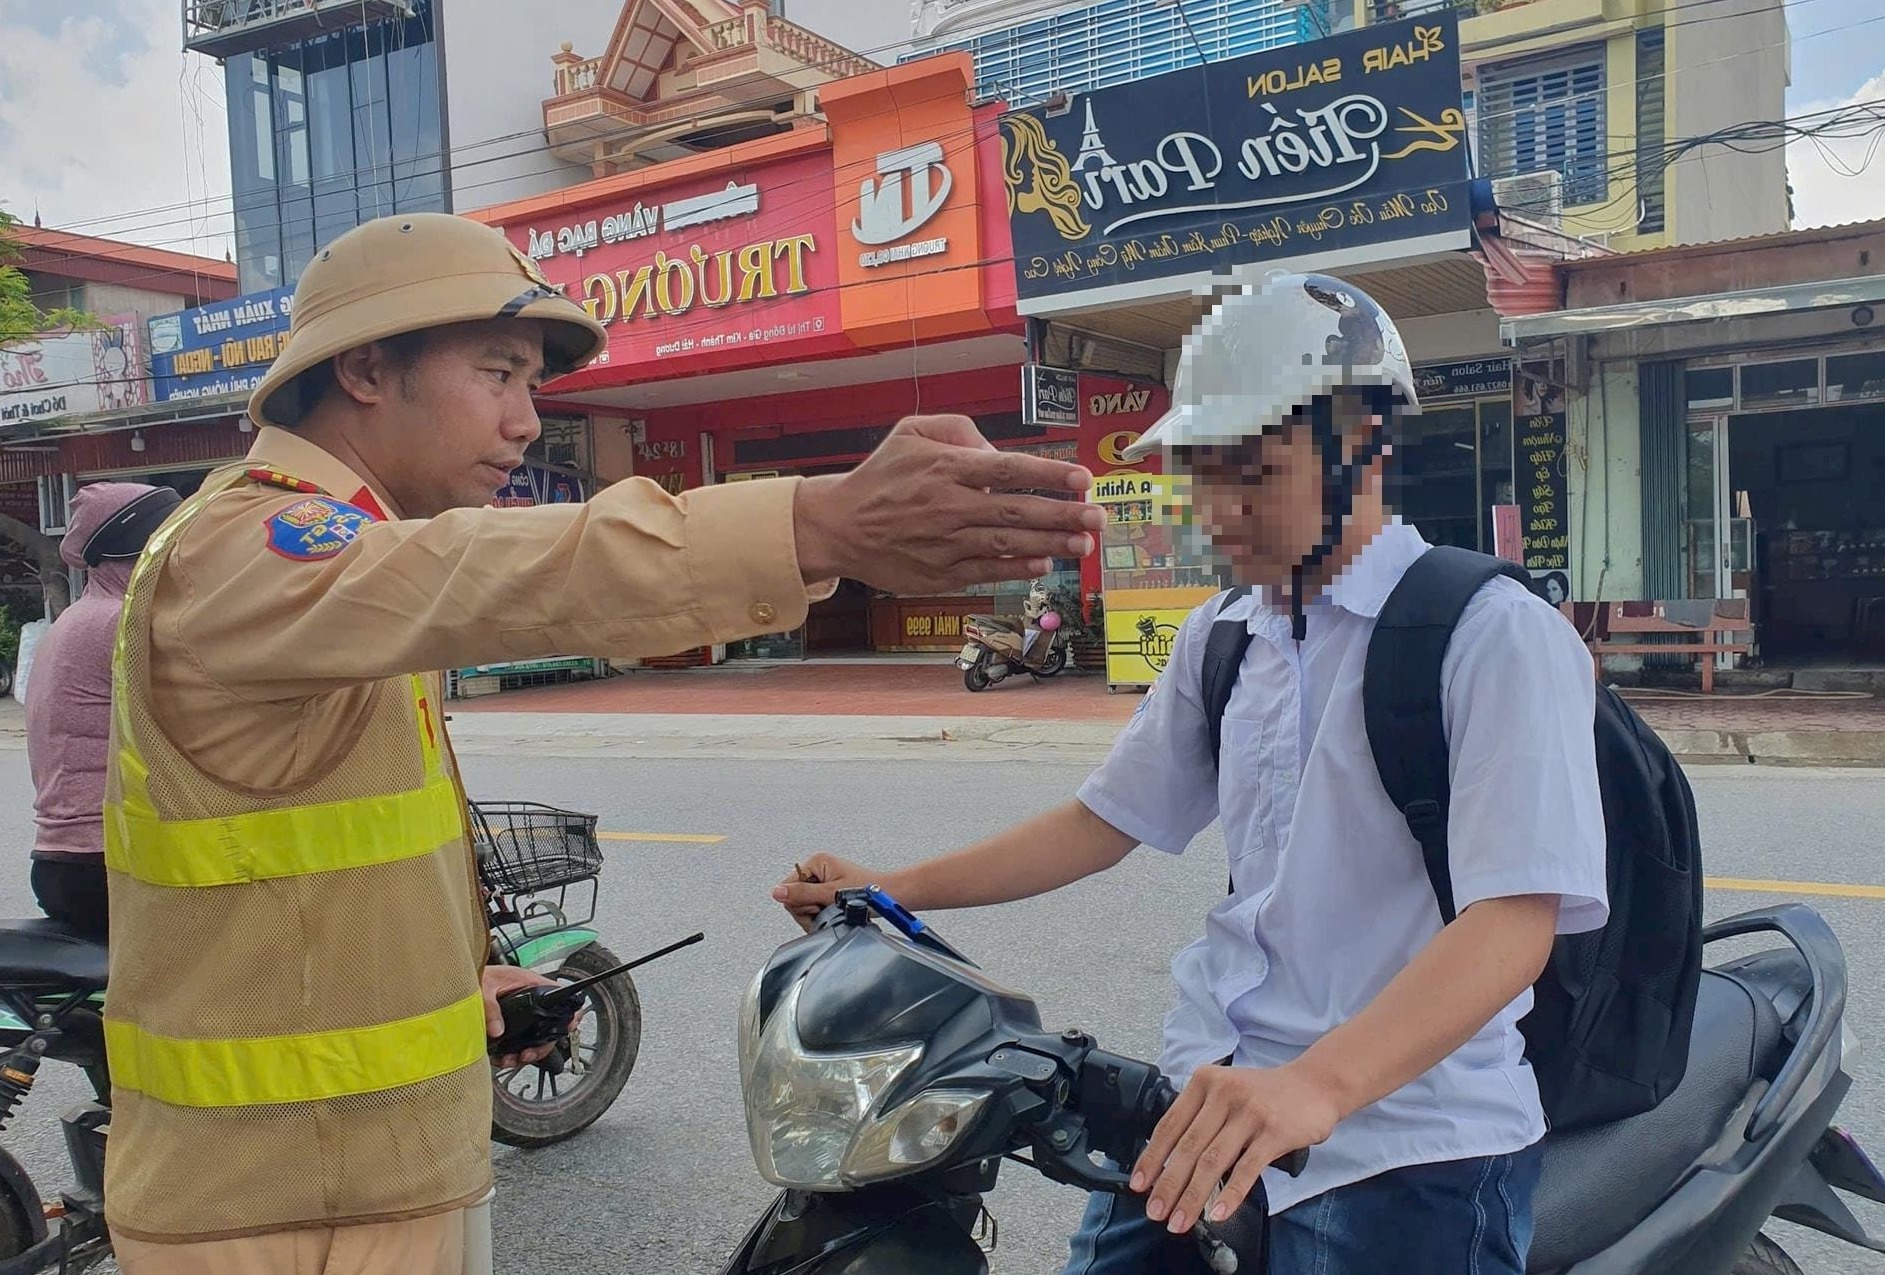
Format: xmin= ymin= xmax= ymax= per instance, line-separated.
xmin=994 ymin=11 xmax=1518 ymax=688
xmin=1402 ymin=358 xmax=1517 ymax=553
xmin=1680 ymin=347 xmax=1885 ymax=662
xmin=623 ymin=367 xmax=1077 ymax=663
xmin=1503 ymin=220 xmax=1885 ymax=667
xmin=477 ymin=54 xmax=1042 ymax=667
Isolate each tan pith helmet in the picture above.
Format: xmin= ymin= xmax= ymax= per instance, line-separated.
xmin=248 ymin=213 xmax=608 ymax=431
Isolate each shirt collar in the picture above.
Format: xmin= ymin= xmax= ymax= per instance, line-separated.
xmin=1235 ymin=519 xmax=1431 ymax=632
xmin=245 ymin=427 xmax=403 ymax=520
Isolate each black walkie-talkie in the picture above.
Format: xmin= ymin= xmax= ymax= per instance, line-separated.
xmin=488 ymin=932 xmax=704 ymax=1058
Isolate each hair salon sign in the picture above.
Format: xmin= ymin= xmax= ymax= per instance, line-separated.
xmin=1000 ymin=13 xmax=1471 ymax=311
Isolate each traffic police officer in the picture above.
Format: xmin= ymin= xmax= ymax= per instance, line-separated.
xmin=101 ymin=213 xmax=1101 ymax=1274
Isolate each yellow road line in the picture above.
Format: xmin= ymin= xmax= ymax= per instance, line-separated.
xmin=587 ymin=843 xmax=1879 ymax=894
xmin=1707 ymin=876 xmax=1885 ymax=901
xmin=599 ymin=831 xmax=727 ymax=845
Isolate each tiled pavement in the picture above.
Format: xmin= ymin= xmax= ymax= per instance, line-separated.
xmin=1621 ymin=692 xmax=1885 ymax=734
xmin=454 ymin=663 xmax=1141 ymax=723
xmin=456 ymin=662 xmax=1885 ymax=735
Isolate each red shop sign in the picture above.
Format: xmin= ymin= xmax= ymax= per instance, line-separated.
xmin=499 ymin=150 xmax=843 ymax=378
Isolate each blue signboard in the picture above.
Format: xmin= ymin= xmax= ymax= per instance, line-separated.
xmin=1000 ymin=13 xmax=1471 ymax=311
xmin=494 ymin=464 xmax=586 ymax=507
xmin=147 ymin=287 xmax=295 ymax=402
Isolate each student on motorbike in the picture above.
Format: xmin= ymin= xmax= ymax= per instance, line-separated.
xmin=100 ymin=212 xmax=1101 ymax=1275
xmin=775 ymin=273 xmax=1609 ymax=1275
xmin=24 ymin=481 xmax=180 ymax=939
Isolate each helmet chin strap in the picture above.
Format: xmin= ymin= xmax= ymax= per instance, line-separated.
xmin=1287 ymin=406 xmax=1389 ymax=643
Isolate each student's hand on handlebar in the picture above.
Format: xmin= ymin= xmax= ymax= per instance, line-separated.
xmin=771 ymin=852 xmax=875 ymax=933
xmin=1133 ymin=1062 xmax=1339 ymax=1236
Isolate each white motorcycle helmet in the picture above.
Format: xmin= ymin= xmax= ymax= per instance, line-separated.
xmin=1121 ymin=271 xmax=1418 ymax=463
xmin=1126 ymin=271 xmax=1419 ymax=640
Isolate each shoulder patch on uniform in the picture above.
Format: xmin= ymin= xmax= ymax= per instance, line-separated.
xmin=264 ymin=498 xmax=376 ymax=561
xmin=246 ymin=466 xmax=324 ymax=495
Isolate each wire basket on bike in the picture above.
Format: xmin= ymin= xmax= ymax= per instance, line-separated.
xmin=467 ymin=801 xmax=603 ymax=894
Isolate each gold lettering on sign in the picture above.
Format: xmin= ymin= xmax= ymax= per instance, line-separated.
xmin=776 ymin=235 xmax=815 ymax=295
xmin=581 ymin=272 xmax=617 ymax=324
xmin=738 ymin=241 xmax=776 ymax=301
xmin=577 ymin=235 xmax=819 ymax=327
xmin=620 ymin=264 xmax=659 ymax=321
xmin=693 ymin=245 xmax=735 ymax=309
xmin=1363 ymin=24 xmax=1448 ymax=75
xmin=1246 ymin=59 xmax=1344 ymax=97
xmin=904 ymin=614 xmax=964 ymax=640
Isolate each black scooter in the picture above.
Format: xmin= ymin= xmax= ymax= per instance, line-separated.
xmin=719 ymin=889 xmax=1885 ymax=1274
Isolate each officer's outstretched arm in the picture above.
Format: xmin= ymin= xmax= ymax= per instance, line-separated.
xmin=157 ymin=475 xmax=814 ymax=701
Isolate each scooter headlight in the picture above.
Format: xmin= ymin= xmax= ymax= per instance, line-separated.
xmin=841 ymin=1089 xmax=991 ymax=1184
xmin=742 ymin=980 xmax=924 ymax=1191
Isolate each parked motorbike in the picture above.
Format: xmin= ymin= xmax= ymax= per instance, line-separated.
xmin=958 ymin=581 xmax=1073 ymax=692
xmin=719 ymin=889 xmax=1885 ymax=1275
xmin=0 ymin=798 xmax=664 ymax=1273
xmin=470 ymin=800 xmax=647 ymax=1148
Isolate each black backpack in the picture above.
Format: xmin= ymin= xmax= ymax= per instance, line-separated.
xmin=1200 ymin=545 xmax=1704 ymax=1134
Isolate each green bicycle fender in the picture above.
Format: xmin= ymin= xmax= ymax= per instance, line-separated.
xmin=508 ymin=928 xmax=600 ymax=972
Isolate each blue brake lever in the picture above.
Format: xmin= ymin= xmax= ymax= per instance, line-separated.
xmin=862 ymin=885 xmax=928 ymax=940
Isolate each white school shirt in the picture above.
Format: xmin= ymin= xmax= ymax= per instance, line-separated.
xmin=1075 ymin=521 xmax=1608 ymax=1214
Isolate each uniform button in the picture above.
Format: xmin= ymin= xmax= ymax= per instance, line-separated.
xmin=751 ymin=602 xmax=777 ymax=626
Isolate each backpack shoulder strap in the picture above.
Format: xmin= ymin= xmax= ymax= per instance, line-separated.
xmin=1363 ymin=546 xmax=1536 ymax=924
xmin=1201 ymin=586 xmax=1255 ymax=768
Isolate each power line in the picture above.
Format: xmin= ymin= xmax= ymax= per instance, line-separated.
xmin=34 ymin=0 xmax=1833 ymax=252
xmin=10 ymin=0 xmax=1870 ymax=299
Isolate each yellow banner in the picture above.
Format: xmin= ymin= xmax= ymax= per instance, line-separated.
xmin=1103 ymin=605 xmax=1191 ymax=686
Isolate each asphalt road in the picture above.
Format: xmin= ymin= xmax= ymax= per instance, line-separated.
xmin=0 ymin=756 xmax=1878 ymax=1273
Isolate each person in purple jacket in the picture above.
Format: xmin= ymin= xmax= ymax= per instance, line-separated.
xmin=25 ymin=482 xmax=181 ymax=939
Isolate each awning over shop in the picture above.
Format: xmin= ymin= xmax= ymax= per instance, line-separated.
xmin=1502 ymin=274 xmax=1885 ymax=343
xmin=1039 ymin=250 xmax=1531 ymax=360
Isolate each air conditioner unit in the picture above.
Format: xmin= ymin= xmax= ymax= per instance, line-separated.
xmin=1492 ymin=170 xmax=1565 ymax=223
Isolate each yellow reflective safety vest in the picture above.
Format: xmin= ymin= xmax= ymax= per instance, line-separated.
xmin=101 ymin=466 xmax=492 ymax=1243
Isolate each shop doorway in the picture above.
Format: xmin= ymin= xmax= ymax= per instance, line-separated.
xmin=1392 ymin=397 xmax=1515 ymax=553
xmin=1726 ymin=404 xmax=1885 ymax=662
xmin=715 ymin=421 xmax=1082 ymax=661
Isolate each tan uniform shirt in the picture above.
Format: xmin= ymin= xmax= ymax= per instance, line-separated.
xmin=148 ymin=427 xmax=826 ymax=785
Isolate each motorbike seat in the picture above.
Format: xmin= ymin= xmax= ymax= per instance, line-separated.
xmin=1528 ymin=969 xmax=1786 ymax=1271
xmin=0 ymin=919 xmax=109 ymax=991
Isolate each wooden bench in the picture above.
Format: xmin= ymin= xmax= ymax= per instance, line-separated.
xmin=1572 ymin=600 xmax=1753 ymax=694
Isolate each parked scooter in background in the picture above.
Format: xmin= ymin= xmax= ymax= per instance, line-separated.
xmin=958 ymin=580 xmax=1073 ymax=692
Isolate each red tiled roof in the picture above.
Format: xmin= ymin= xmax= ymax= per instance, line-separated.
xmin=11 ymin=224 xmax=237 ymax=299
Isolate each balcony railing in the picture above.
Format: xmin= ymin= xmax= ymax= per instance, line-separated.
xmin=182 ymin=0 xmax=413 ymax=58
xmin=763 ymin=16 xmax=878 ymax=79
xmin=1369 ymin=0 xmax=1540 ymax=21
xmin=553 ymin=54 xmax=603 ymax=97
xmin=552 ymin=13 xmax=876 ymax=101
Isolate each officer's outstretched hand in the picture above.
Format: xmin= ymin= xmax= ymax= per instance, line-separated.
xmin=794 ymin=415 xmax=1102 ymax=595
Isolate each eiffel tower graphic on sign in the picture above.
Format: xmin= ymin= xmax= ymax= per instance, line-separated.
xmin=1073 ymin=98 xmax=1117 ymax=178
